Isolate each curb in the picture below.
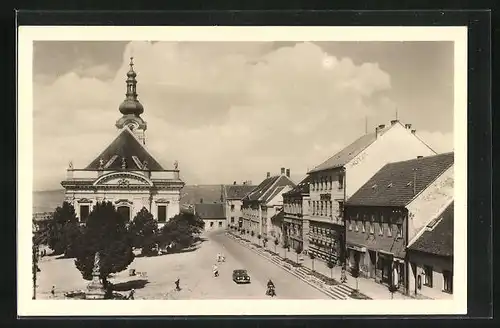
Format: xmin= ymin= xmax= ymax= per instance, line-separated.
xmin=225 ymin=233 xmax=348 ymax=300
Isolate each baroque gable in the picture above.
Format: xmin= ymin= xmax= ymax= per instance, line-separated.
xmin=93 ymin=172 xmax=153 ymax=187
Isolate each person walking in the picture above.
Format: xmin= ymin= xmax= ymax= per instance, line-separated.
xmin=128 ymin=288 xmax=135 ymax=300
xmin=212 ymin=264 xmax=219 ymax=277
xmin=175 ymin=278 xmax=181 ymax=291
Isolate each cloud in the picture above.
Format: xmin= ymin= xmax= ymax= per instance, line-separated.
xmin=415 ymin=130 xmax=454 ymax=154
xmin=33 ymin=41 xmax=397 ymax=190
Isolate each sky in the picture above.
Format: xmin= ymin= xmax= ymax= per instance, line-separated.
xmin=32 ymin=41 xmax=454 ymax=191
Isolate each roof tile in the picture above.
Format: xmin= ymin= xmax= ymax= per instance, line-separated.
xmin=408 ymin=202 xmax=453 ymax=257
xmin=346 ymin=152 xmax=454 ymax=207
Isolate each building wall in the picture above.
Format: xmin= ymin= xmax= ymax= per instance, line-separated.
xmin=226 ymin=199 xmax=243 ymax=227
xmin=345 ymin=123 xmax=436 ymax=199
xmin=406 ymin=165 xmax=454 ymax=242
xmin=408 ymin=250 xmax=453 ymax=299
xmin=203 ymin=218 xmax=227 ymax=231
xmin=64 ymin=187 xmax=181 ymax=227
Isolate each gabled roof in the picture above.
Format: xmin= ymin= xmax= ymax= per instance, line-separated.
xmin=86 ymin=128 xmax=164 ymax=170
xmin=224 ymin=184 xmax=256 ymax=200
xmin=194 ymin=203 xmax=225 ymax=219
xmin=243 ymin=174 xmax=295 ymax=204
xmin=309 ymin=125 xmax=393 ymax=173
xmin=346 ymin=152 xmax=454 ymax=207
xmin=408 ymin=202 xmax=454 ymax=257
xmin=283 ymin=175 xmax=311 ymax=197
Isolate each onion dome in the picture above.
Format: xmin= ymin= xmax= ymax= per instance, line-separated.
xmin=118 ymin=57 xmax=144 ymax=116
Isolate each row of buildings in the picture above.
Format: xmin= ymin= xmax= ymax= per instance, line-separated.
xmin=227 ymin=120 xmax=454 ymax=300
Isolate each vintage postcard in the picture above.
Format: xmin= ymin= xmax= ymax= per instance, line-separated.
xmin=18 ymin=26 xmax=467 ymax=316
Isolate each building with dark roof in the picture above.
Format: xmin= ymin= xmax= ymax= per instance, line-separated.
xmin=241 ymin=168 xmax=295 ymax=239
xmin=306 ymin=120 xmax=436 ymax=265
xmin=60 ymin=58 xmax=184 ymax=227
xmin=282 ymin=175 xmax=311 ymax=251
xmin=194 ymin=203 xmax=226 ymax=231
xmin=344 ymin=152 xmax=454 ymax=295
xmin=407 ymin=201 xmax=454 ymax=299
xmin=223 ymin=183 xmax=256 ymax=228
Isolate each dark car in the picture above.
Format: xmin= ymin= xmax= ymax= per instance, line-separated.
xmin=232 ymin=269 xmax=251 ymax=284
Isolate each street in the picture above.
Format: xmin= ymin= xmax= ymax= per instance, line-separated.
xmin=36 ymin=229 xmax=329 ymax=300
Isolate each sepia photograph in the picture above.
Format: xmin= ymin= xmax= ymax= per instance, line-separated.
xmin=18 ymin=26 xmax=467 ymax=316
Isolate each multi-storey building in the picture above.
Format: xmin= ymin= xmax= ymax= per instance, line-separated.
xmin=282 ymin=176 xmax=310 ymax=251
xmin=60 ymin=58 xmax=184 ymax=226
xmin=222 ymin=182 xmax=256 ymax=229
xmin=344 ymin=152 xmax=454 ymax=294
xmin=241 ymin=168 xmax=295 ymax=238
xmin=407 ymin=201 xmax=454 ymax=299
xmin=307 ymin=120 xmax=437 ymax=264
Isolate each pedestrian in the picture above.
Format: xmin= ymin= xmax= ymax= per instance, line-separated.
xmin=50 ymin=285 xmax=55 ymax=297
xmin=128 ymin=288 xmax=135 ymax=300
xmin=212 ymin=264 xmax=219 ymax=277
xmin=175 ymin=278 xmax=180 ymax=291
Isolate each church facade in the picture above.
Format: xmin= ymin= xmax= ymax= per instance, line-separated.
xmin=60 ymin=58 xmax=184 ymax=227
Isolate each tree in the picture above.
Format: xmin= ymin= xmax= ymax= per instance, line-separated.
xmin=309 ymin=252 xmax=316 ymax=272
xmin=351 ymin=266 xmax=360 ymax=290
xmin=46 ymin=202 xmax=81 ymax=256
xmin=327 ymin=259 xmax=335 ymax=279
xmin=295 ymin=244 xmax=303 ymax=263
xmin=73 ymin=201 xmax=135 ymax=284
xmin=274 ymin=238 xmax=279 ymax=253
xmin=157 ymin=211 xmax=205 ymax=250
xmin=128 ymin=207 xmax=159 ymax=256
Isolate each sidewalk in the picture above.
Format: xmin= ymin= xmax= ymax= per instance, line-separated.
xmin=230 ymin=231 xmax=412 ymax=300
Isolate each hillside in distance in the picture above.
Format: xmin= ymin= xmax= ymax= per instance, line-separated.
xmin=33 ymin=185 xmax=225 ymax=213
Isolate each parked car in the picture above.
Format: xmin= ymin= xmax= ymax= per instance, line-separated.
xmin=232 ymin=269 xmax=251 ymax=284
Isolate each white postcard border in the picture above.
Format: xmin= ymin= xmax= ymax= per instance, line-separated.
xmin=17 ymin=26 xmax=467 ymax=316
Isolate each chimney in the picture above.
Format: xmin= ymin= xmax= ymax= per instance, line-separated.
xmin=267 ymin=172 xmax=271 ymax=178
xmin=200 ymin=198 xmax=203 ymax=204
xmin=233 ymin=181 xmax=236 ymax=185
xmin=281 ymin=167 xmax=285 ymax=175
xmin=390 ymin=119 xmax=398 ymax=125
xmin=378 ymin=124 xmax=385 ymax=129
xmin=417 ymin=155 xmax=423 ymax=159
xmin=405 ymin=123 xmax=412 ymax=129
xmin=286 ymin=168 xmax=290 ymax=177
xmin=411 ymin=129 xmax=416 ymax=134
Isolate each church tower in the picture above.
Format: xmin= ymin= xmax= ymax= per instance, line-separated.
xmin=115 ymin=57 xmax=147 ymax=145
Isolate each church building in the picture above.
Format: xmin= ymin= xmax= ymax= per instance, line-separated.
xmin=61 ymin=58 xmax=184 ymax=226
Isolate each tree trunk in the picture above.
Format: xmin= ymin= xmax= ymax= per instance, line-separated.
xmin=312 ymin=260 xmax=315 ymax=272
xmin=356 ymin=278 xmax=358 ymax=291
xmin=330 ymin=268 xmax=333 ymax=279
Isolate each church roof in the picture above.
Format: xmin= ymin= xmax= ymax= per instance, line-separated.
xmin=85 ymin=128 xmax=165 ymax=171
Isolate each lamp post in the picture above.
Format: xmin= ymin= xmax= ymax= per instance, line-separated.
xmin=32 ymin=244 xmax=39 ymax=299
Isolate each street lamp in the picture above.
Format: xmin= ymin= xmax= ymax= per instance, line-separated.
xmin=32 ymin=244 xmax=39 ymax=299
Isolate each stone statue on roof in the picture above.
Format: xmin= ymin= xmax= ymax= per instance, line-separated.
xmin=121 ymin=157 xmax=127 ymax=169
xmin=99 ymin=158 xmax=105 ymax=169
xmin=174 ymin=160 xmax=178 ymax=170
xmin=68 ymin=161 xmax=73 ymax=170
